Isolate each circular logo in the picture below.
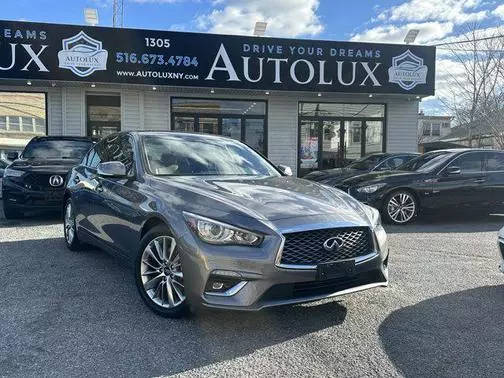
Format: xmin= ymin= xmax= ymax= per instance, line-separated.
xmin=323 ymin=237 xmax=344 ymax=252
xmin=49 ymin=175 xmax=64 ymax=187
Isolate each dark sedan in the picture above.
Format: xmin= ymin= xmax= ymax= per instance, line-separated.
xmin=63 ymin=131 xmax=388 ymax=318
xmin=303 ymin=152 xmax=419 ymax=185
xmin=337 ymin=149 xmax=504 ymax=224
xmin=2 ymin=136 xmax=93 ymax=218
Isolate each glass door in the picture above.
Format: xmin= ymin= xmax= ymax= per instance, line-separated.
xmin=222 ymin=118 xmax=241 ymax=141
xmin=173 ymin=116 xmax=195 ymax=132
xmin=344 ymin=120 xmax=363 ymax=164
xmin=299 ymin=119 xmax=320 ymax=177
xmin=321 ymin=120 xmax=342 ymax=170
xmin=199 ymin=117 xmax=218 ymax=135
xmin=87 ymin=94 xmax=121 ymax=139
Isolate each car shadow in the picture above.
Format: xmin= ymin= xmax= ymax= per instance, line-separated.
xmin=0 ymin=237 xmax=348 ymax=377
xmin=379 ymin=285 xmax=504 ymax=377
xmin=385 ymin=210 xmax=503 ymax=234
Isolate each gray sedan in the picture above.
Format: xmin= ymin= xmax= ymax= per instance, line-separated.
xmin=63 ymin=132 xmax=389 ymax=317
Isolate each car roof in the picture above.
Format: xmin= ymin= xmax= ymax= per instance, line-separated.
xmin=127 ymin=130 xmax=242 ymax=142
xmin=31 ymin=136 xmax=94 ymax=142
xmin=426 ymin=148 xmax=498 ymax=154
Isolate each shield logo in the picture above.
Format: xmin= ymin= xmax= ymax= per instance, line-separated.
xmin=388 ymin=50 xmax=428 ymax=91
xmin=58 ymin=31 xmax=108 ymax=77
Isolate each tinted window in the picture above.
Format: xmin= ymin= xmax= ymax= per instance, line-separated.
xmin=92 ymin=134 xmax=134 ymax=174
xmin=143 ymin=135 xmax=280 ymax=176
xmin=380 ymin=155 xmax=412 ymax=170
xmin=449 ymin=152 xmax=484 ymax=173
xmin=486 ymin=152 xmax=504 ymax=171
xmin=0 ymin=160 xmax=8 ymax=169
xmin=88 ymin=150 xmax=101 ymax=168
xmin=23 ymin=139 xmax=92 ymax=160
xmin=348 ymin=154 xmax=387 ymax=170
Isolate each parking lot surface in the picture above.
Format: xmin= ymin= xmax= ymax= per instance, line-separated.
xmin=1 ymin=205 xmax=503 ymax=377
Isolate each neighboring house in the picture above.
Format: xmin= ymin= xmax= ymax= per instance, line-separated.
xmin=417 ymin=113 xmax=454 ymax=152
xmin=438 ymin=123 xmax=498 ymax=149
xmin=0 ymin=92 xmax=46 ymax=159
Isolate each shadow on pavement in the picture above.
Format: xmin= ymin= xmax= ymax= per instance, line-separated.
xmin=379 ymin=285 xmax=504 ymax=378
xmin=0 ymin=237 xmax=347 ymax=377
xmin=385 ymin=210 xmax=503 ymax=234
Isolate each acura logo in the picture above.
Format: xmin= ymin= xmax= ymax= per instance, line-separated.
xmin=323 ymin=237 xmax=344 ymax=252
xmin=49 ymin=175 xmax=64 ymax=187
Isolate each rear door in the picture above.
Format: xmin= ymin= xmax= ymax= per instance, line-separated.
xmin=483 ymin=151 xmax=504 ymax=206
xmin=433 ymin=151 xmax=487 ymax=208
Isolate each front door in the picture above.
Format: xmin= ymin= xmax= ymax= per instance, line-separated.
xmin=433 ymin=152 xmax=487 ymax=208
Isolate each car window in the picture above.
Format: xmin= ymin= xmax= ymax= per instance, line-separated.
xmin=93 ymin=134 xmax=134 ymax=174
xmin=379 ymin=155 xmax=412 ymax=170
xmin=88 ymin=149 xmax=102 ymax=169
xmin=485 ymin=152 xmax=504 ymax=171
xmin=448 ymin=152 xmax=485 ymax=173
xmin=22 ymin=139 xmax=93 ymax=160
xmin=0 ymin=160 xmax=7 ymax=169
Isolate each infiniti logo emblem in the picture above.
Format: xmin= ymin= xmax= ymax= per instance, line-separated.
xmin=323 ymin=237 xmax=344 ymax=252
xmin=49 ymin=175 xmax=64 ymax=187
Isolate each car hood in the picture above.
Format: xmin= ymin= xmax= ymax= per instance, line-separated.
xmin=154 ymin=175 xmax=370 ymax=224
xmin=304 ymin=168 xmax=365 ymax=182
xmin=9 ymin=159 xmax=80 ymax=175
xmin=341 ymin=170 xmax=423 ymax=186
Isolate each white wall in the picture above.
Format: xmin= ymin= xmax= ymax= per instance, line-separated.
xmin=37 ymin=85 xmax=420 ymax=176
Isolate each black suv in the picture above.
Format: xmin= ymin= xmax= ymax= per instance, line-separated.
xmin=2 ymin=136 xmax=93 ymax=218
xmin=337 ymin=149 xmax=504 ymax=225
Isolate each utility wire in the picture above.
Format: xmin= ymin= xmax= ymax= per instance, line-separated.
xmin=430 ymin=34 xmax=504 ymax=47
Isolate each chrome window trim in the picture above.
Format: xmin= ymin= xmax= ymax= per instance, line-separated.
xmin=204 ymin=281 xmax=248 ymax=297
xmin=436 ymin=151 xmax=486 ymax=176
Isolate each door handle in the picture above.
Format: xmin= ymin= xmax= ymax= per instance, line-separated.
xmin=95 ymin=183 xmax=103 ymax=192
xmin=474 ymin=178 xmax=486 ymax=183
xmin=73 ymin=176 xmax=80 ymax=183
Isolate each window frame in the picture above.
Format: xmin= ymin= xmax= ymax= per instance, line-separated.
xmin=170 ymin=97 xmax=268 ymax=156
xmin=484 ymin=151 xmax=504 ymax=173
xmin=438 ymin=151 xmax=486 ymax=175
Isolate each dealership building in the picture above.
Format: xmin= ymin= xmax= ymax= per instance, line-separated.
xmin=0 ymin=20 xmax=435 ymax=176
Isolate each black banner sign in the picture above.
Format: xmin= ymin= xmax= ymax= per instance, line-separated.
xmin=0 ymin=20 xmax=436 ymax=95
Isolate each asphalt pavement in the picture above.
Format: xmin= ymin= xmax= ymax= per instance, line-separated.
xmin=0 ymin=204 xmax=503 ymax=377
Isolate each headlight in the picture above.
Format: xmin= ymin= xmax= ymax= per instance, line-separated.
xmin=363 ymin=204 xmax=382 ymax=228
xmin=3 ymin=168 xmax=25 ymax=178
xmin=356 ymin=183 xmax=386 ymax=194
xmin=183 ymin=212 xmax=263 ymax=246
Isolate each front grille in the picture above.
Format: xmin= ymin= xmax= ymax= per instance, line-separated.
xmin=24 ymin=173 xmax=62 ymax=190
xmin=279 ymin=227 xmax=372 ymax=266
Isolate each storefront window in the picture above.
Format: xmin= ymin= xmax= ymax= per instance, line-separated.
xmin=0 ymin=92 xmax=46 ymax=160
xmin=298 ymin=102 xmax=385 ymax=176
xmin=171 ymin=98 xmax=267 ymax=155
xmin=87 ymin=94 xmax=121 ymax=139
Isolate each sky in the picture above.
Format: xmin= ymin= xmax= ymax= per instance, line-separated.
xmin=1 ymin=0 xmax=503 ymax=115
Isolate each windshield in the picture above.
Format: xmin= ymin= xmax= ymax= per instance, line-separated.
xmin=143 ymin=135 xmax=281 ymax=177
xmin=22 ymin=140 xmax=93 ymax=160
xmin=348 ymin=154 xmax=387 ymax=170
xmin=398 ymin=151 xmax=455 ymax=172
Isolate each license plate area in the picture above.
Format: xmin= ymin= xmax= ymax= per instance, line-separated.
xmin=317 ymin=260 xmax=356 ymax=280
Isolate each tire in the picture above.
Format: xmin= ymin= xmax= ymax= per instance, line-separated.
xmin=382 ymin=190 xmax=418 ymax=225
xmin=135 ymin=225 xmax=189 ymax=318
xmin=63 ymin=198 xmax=83 ymax=251
xmin=3 ymin=201 xmax=23 ymax=219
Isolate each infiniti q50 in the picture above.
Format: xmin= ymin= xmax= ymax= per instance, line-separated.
xmin=63 ymin=132 xmax=388 ymax=317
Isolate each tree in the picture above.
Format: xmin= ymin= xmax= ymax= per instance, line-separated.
xmin=439 ymin=25 xmax=504 ymax=148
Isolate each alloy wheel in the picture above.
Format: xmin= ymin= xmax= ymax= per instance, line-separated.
xmin=140 ymin=236 xmax=185 ymax=308
xmin=64 ymin=202 xmax=75 ymax=244
xmin=387 ymin=192 xmax=416 ymax=224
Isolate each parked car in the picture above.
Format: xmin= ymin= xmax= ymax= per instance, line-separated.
xmin=498 ymin=227 xmax=504 ymax=273
xmin=2 ymin=136 xmax=94 ymax=219
xmin=336 ymin=149 xmax=504 ymax=225
xmin=0 ymin=158 xmax=10 ymax=199
xmin=303 ymin=152 xmax=419 ymax=185
xmin=63 ymin=132 xmax=389 ymax=318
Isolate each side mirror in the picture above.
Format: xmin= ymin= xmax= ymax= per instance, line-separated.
xmin=277 ymin=164 xmax=293 ymax=176
xmin=446 ymin=166 xmax=461 ymax=175
xmin=97 ymin=161 xmax=127 ymax=178
xmin=7 ymin=152 xmax=19 ymax=161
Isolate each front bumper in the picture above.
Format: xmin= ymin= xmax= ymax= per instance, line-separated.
xmin=2 ymin=178 xmax=64 ymax=210
xmin=177 ymin=222 xmax=389 ymax=311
